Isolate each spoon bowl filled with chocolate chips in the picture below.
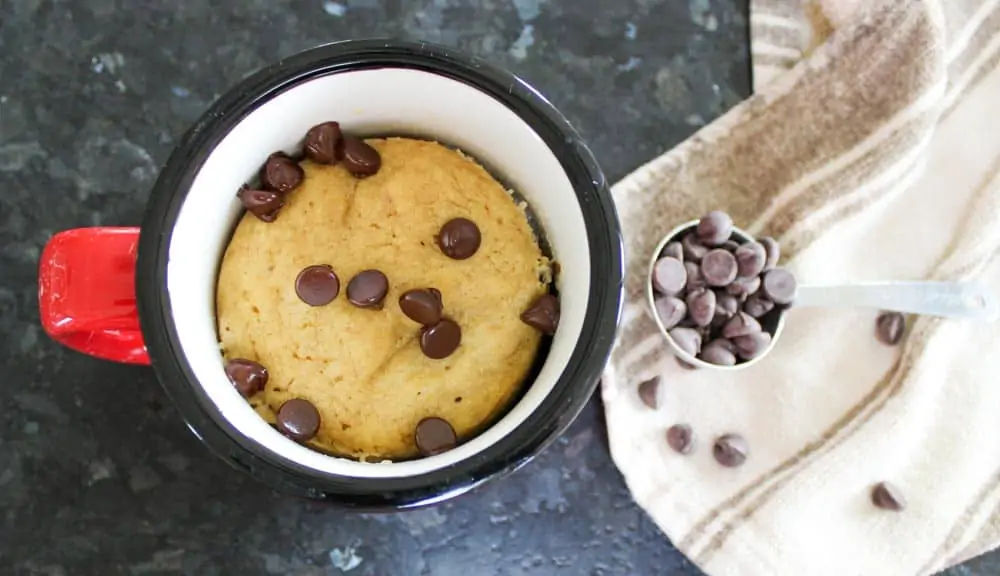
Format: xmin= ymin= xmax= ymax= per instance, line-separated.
xmin=648 ymin=211 xmax=997 ymax=370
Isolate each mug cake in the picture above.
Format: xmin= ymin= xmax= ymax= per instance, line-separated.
xmin=216 ymin=121 xmax=559 ymax=461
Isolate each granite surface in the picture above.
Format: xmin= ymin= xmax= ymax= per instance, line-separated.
xmin=1 ymin=0 xmax=997 ymax=574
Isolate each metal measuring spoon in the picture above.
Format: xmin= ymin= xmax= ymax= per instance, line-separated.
xmin=646 ymin=220 xmax=999 ymax=371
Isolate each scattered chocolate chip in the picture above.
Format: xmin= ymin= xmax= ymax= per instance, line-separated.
xmin=340 ymin=136 xmax=381 ymax=177
xmin=295 ymin=265 xmax=340 ymax=306
xmin=762 ymin=268 xmax=798 ymax=305
xmin=260 ymin=152 xmax=304 ymax=193
xmin=876 ymin=312 xmax=906 ymax=345
xmin=224 ymin=358 xmax=269 ymax=398
xmin=713 ymin=434 xmax=748 ymax=467
xmin=303 ymin=121 xmax=343 ymax=164
xmin=735 ymin=242 xmax=767 ymax=278
xmin=237 ymin=187 xmax=285 ymax=222
xmin=732 ymin=331 xmax=772 ymax=361
xmin=399 ymin=288 xmax=444 ymax=325
xmin=682 ymin=233 xmax=710 ymax=262
xmin=743 ymin=294 xmax=775 ymax=318
xmin=722 ymin=312 xmax=762 ymax=339
xmin=276 ymin=398 xmax=321 ymax=442
xmin=726 ymin=275 xmax=761 ymax=299
xmin=871 ymin=482 xmax=905 ymax=511
xmin=654 ymin=296 xmax=687 ymax=330
xmin=652 ymin=257 xmax=687 ymax=295
xmin=638 ymin=377 xmax=660 ymax=409
xmin=520 ymin=294 xmax=560 ymax=335
xmin=684 ymin=261 xmax=705 ymax=291
xmin=686 ymin=288 xmax=717 ymax=327
xmin=697 ymin=211 xmax=734 ymax=246
xmin=701 ymin=249 xmax=738 ymax=287
xmin=346 ymin=270 xmax=389 ymax=309
xmin=669 ymin=327 xmax=702 ymax=357
xmin=415 ymin=417 xmax=458 ymax=456
xmin=438 ymin=217 xmax=482 ymax=260
xmin=701 ymin=339 xmax=737 ymax=366
xmin=667 ymin=424 xmax=695 ymax=454
xmin=420 ymin=319 xmax=462 ymax=359
xmin=759 ymin=236 xmax=780 ymax=271
xmin=660 ymin=241 xmax=684 ymax=262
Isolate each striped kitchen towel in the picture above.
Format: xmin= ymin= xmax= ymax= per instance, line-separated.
xmin=601 ymin=0 xmax=1000 ymax=574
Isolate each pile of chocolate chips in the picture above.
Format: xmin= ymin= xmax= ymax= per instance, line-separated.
xmin=651 ymin=210 xmax=798 ymax=366
xmin=224 ymin=121 xmax=563 ymax=454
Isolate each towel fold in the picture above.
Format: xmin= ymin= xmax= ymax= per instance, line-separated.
xmin=601 ymin=0 xmax=1000 ymax=574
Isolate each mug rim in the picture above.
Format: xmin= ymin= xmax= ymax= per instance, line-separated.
xmin=136 ymin=38 xmax=624 ymax=509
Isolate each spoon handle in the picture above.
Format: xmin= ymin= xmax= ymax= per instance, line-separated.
xmin=794 ymin=281 xmax=998 ymax=321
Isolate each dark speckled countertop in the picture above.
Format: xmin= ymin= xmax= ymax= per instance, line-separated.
xmin=1 ymin=1 xmax=998 ymax=574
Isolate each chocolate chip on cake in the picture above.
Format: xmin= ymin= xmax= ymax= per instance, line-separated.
xmin=638 ymin=377 xmax=660 ymax=409
xmin=346 ymin=270 xmax=389 ymax=309
xmin=520 ymin=293 xmax=560 ymax=335
xmin=415 ymin=417 xmax=458 ymax=456
xmin=295 ymin=264 xmax=340 ymax=306
xmin=400 ymin=288 xmax=444 ymax=325
xmin=697 ymin=210 xmax=733 ymax=247
xmin=303 ymin=121 xmax=343 ymax=164
xmin=438 ymin=217 xmax=482 ymax=260
xmin=420 ymin=319 xmax=462 ymax=359
xmin=341 ymin=136 xmax=382 ymax=177
xmin=667 ymin=424 xmax=696 ymax=454
xmin=224 ymin=358 xmax=269 ymax=398
xmin=652 ymin=257 xmax=687 ymax=295
xmin=655 ymin=296 xmax=687 ymax=330
xmin=871 ymin=482 xmax=906 ymax=511
xmin=876 ymin=312 xmax=905 ymax=346
xmin=237 ymin=187 xmax=285 ymax=222
xmin=277 ymin=398 xmax=321 ymax=442
xmin=260 ymin=151 xmax=304 ymax=193
xmin=713 ymin=434 xmax=748 ymax=467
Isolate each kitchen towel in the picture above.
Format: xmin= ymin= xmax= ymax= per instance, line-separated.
xmin=601 ymin=0 xmax=1000 ymax=574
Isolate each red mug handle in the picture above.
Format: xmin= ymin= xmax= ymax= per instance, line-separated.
xmin=38 ymin=227 xmax=151 ymax=365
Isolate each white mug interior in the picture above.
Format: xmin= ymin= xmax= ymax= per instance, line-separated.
xmin=165 ymin=67 xmax=591 ymax=478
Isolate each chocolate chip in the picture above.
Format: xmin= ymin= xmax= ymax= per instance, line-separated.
xmin=276 ymin=398 xmax=321 ymax=442
xmin=762 ymin=268 xmax=797 ymax=305
xmin=399 ymin=288 xmax=443 ymax=325
xmin=660 ymin=241 xmax=684 ymax=262
xmin=686 ymin=288 xmax=716 ymax=327
xmin=871 ymin=482 xmax=905 ymax=511
xmin=438 ymin=217 xmax=482 ymax=260
xmin=420 ymin=319 xmax=462 ymax=359
xmin=303 ymin=121 xmax=343 ymax=164
xmin=260 ymin=152 xmax=304 ymax=193
xmin=743 ymin=294 xmax=775 ymax=318
xmin=726 ymin=275 xmax=761 ymax=299
xmin=700 ymin=339 xmax=737 ymax=366
xmin=682 ymin=233 xmax=710 ymax=262
xmin=676 ymin=356 xmax=698 ymax=370
xmin=669 ymin=327 xmax=702 ymax=357
xmin=715 ymin=292 xmax=740 ymax=323
xmin=346 ymin=270 xmax=388 ymax=309
xmin=652 ymin=257 xmax=687 ymax=295
xmin=701 ymin=249 xmax=738 ymax=287
xmin=697 ymin=211 xmax=733 ymax=246
xmin=341 ymin=136 xmax=381 ymax=177
xmin=735 ymin=242 xmax=767 ymax=278
xmin=295 ymin=265 xmax=340 ymax=306
xmin=224 ymin=358 xmax=269 ymax=398
xmin=638 ymin=377 xmax=659 ymax=409
xmin=666 ymin=424 xmax=695 ymax=454
xmin=415 ymin=417 xmax=458 ymax=456
xmin=722 ymin=312 xmax=762 ymax=339
xmin=722 ymin=240 xmax=741 ymax=252
xmin=876 ymin=312 xmax=905 ymax=345
xmin=713 ymin=434 xmax=748 ymax=467
xmin=655 ymin=296 xmax=687 ymax=330
xmin=759 ymin=236 xmax=780 ymax=271
xmin=520 ymin=294 xmax=559 ymax=335
xmin=684 ymin=261 xmax=705 ymax=291
xmin=732 ymin=331 xmax=772 ymax=361
xmin=237 ymin=187 xmax=285 ymax=222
